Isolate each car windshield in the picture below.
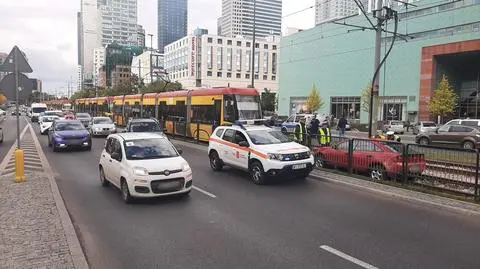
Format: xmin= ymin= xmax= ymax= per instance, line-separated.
xmin=43 ymin=116 xmax=59 ymax=123
xmin=76 ymin=113 xmax=91 ymax=119
xmin=124 ymin=138 xmax=178 ymax=160
xmin=54 ymin=122 xmax=85 ymax=131
xmin=423 ymin=122 xmax=436 ymax=127
xmin=45 ymin=111 xmax=64 ymax=117
xmin=247 ymin=130 xmax=290 ymax=145
xmin=93 ymin=118 xmax=113 ymax=124
xmin=32 ymin=107 xmax=47 ymax=113
xmin=130 ymin=122 xmax=161 ymax=132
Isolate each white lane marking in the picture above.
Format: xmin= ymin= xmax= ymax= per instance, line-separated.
xmin=320 ymin=245 xmax=379 ymax=269
xmin=193 ymin=185 xmax=217 ymax=198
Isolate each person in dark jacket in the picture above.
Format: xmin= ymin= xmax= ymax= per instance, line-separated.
xmin=338 ymin=115 xmax=347 ymax=137
xmin=309 ymin=115 xmax=320 ymax=145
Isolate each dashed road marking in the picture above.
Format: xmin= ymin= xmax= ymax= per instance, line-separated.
xmin=193 ymin=185 xmax=217 ymax=198
xmin=320 ymin=245 xmax=379 ymax=269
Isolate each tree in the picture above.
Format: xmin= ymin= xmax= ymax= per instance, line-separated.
xmin=144 ymin=80 xmax=182 ymax=93
xmin=0 ymin=94 xmax=7 ymax=105
xmin=429 ymin=75 xmax=458 ymax=121
xmin=306 ymin=84 xmax=324 ymax=113
xmin=360 ymin=85 xmax=372 ymax=112
xmin=261 ymin=89 xmax=276 ymax=112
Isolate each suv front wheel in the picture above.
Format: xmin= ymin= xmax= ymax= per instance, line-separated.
xmin=463 ymin=141 xmax=475 ymax=150
xmin=250 ymin=161 xmax=267 ymax=185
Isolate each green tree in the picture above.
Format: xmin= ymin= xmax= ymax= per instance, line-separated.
xmin=306 ymin=84 xmax=324 ymax=113
xmin=144 ymin=80 xmax=182 ymax=93
xmin=429 ymin=75 xmax=458 ymax=121
xmin=261 ymin=89 xmax=276 ymax=112
xmin=360 ymin=85 xmax=372 ymax=112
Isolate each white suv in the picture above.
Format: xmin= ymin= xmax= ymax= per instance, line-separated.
xmin=99 ymin=132 xmax=192 ymax=203
xmin=208 ymin=124 xmax=314 ymax=184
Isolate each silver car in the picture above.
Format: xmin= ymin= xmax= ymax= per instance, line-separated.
xmin=88 ymin=117 xmax=117 ymax=136
xmin=413 ymin=121 xmax=437 ymax=135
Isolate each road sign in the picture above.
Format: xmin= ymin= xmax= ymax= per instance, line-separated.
xmin=0 ymin=46 xmax=33 ymax=73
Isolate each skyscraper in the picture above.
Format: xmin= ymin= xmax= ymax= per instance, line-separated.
xmin=98 ymin=0 xmax=140 ymax=47
xmin=78 ymin=0 xmax=102 ymax=83
xmin=217 ymin=0 xmax=282 ymax=38
xmin=315 ymin=0 xmax=370 ymax=25
xmin=157 ymin=0 xmax=188 ymax=53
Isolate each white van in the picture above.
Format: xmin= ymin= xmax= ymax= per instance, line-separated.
xmin=30 ymin=103 xmax=47 ymax=122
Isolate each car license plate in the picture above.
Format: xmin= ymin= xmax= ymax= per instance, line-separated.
xmin=292 ymin=164 xmax=307 ymax=170
xmin=157 ymin=181 xmax=180 ymax=190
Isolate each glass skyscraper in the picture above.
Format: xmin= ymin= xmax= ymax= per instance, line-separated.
xmin=157 ymin=0 xmax=188 ymax=53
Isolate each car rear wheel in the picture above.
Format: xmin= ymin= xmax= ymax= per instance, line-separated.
xmin=314 ymin=154 xmax=328 ymax=169
xmin=369 ymin=165 xmax=386 ymax=181
xmin=121 ymin=179 xmax=133 ymax=204
xmin=281 ymin=127 xmax=288 ymax=134
xmin=99 ymin=167 xmax=109 ymax=187
xmin=250 ymin=161 xmax=267 ymax=185
xmin=209 ymin=151 xmax=223 ymax=171
xmin=419 ymin=137 xmax=429 ymax=146
xmin=463 ymin=141 xmax=475 ymax=150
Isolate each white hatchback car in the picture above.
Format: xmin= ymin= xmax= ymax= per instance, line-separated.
xmin=99 ymin=132 xmax=192 ymax=203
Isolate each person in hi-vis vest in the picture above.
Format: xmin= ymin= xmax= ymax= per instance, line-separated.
xmin=319 ymin=123 xmax=331 ymax=146
xmin=294 ymin=117 xmax=307 ymax=145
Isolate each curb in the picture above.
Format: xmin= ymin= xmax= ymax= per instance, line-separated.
xmin=29 ymin=123 xmax=90 ymax=269
xmin=172 ymin=138 xmax=480 ymax=216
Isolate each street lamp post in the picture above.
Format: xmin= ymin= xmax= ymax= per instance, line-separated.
xmin=250 ymin=0 xmax=256 ymax=88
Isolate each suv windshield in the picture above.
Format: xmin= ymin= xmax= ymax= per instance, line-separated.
xmin=130 ymin=122 xmax=161 ymax=132
xmin=32 ymin=107 xmax=47 ymax=113
xmin=94 ymin=118 xmax=113 ymax=124
xmin=76 ymin=113 xmax=91 ymax=119
xmin=54 ymin=122 xmax=85 ymax=131
xmin=247 ymin=130 xmax=290 ymax=145
xmin=124 ymin=138 xmax=178 ymax=160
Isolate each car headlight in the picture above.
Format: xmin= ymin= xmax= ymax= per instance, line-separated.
xmin=268 ymin=153 xmax=283 ymax=160
xmin=306 ymin=150 xmax=312 ymax=157
xmin=95 ymin=127 xmax=102 ymax=131
xmin=133 ymin=167 xmax=148 ymax=176
xmin=181 ymin=162 xmax=191 ymax=172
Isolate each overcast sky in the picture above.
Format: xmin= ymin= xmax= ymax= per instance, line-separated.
xmin=0 ymin=0 xmax=314 ymax=95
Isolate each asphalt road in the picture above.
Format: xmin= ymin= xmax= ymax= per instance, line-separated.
xmin=30 ymin=124 xmax=480 ymax=269
xmin=0 ymin=115 xmax=28 ymax=161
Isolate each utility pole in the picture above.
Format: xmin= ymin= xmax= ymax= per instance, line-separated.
xmin=250 ymin=0 xmax=256 ymax=88
xmin=14 ymin=49 xmax=20 ymax=149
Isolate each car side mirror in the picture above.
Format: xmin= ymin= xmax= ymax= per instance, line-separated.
xmin=238 ymin=141 xmax=249 ymax=147
xmin=111 ymin=152 xmax=122 ymax=161
xmin=176 ymin=148 xmax=183 ymax=155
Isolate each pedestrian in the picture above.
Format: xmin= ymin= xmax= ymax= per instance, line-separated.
xmin=294 ymin=117 xmax=307 ymax=145
xmin=319 ymin=123 xmax=331 ymax=147
xmin=338 ymin=115 xmax=347 ymax=137
xmin=310 ymin=115 xmax=320 ymax=145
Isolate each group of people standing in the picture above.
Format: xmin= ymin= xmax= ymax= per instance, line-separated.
xmin=293 ymin=114 xmax=347 ymax=146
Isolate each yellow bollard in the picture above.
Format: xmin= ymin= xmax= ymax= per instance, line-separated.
xmin=15 ymin=149 xmax=26 ymax=183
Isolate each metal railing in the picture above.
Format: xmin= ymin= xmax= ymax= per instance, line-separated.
xmin=293 ymin=133 xmax=480 ymax=200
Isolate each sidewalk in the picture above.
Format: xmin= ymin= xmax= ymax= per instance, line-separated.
xmin=0 ymin=124 xmax=88 ymax=269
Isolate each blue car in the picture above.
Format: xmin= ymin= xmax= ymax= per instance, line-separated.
xmin=48 ymin=120 xmax=91 ymax=152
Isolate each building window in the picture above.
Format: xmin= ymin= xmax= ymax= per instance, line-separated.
xmin=227 ymin=40 xmax=232 ymax=45
xmin=272 ymin=76 xmax=276 ymax=80
xmin=207 ymin=37 xmax=212 ymax=43
xmin=254 ymin=74 xmax=259 ymax=80
xmin=227 ymin=48 xmax=232 ymax=71
xmin=207 ymin=71 xmax=212 ymax=76
xmin=263 ymin=75 xmax=268 ymax=80
xmin=272 ymin=53 xmax=277 ymax=74
xmin=254 ymin=51 xmax=260 ymax=73
xmin=273 ymin=45 xmax=277 ymax=50
xmin=217 ymin=47 xmax=223 ymax=70
xmin=236 ymin=49 xmax=242 ymax=71
xmin=245 ymin=74 xmax=250 ymax=79
xmin=236 ymin=73 xmax=241 ymax=79
xmin=207 ymin=46 xmax=213 ymax=69
xmin=263 ymin=52 xmax=268 ymax=74
xmin=227 ymin=72 xmax=232 ymax=78
xmin=330 ymin=96 xmax=361 ymax=120
xmin=217 ymin=39 xmax=223 ymax=44
xmin=246 ymin=51 xmax=251 ymax=72
xmin=217 ymin=72 xmax=222 ymax=77
xmin=264 ymin=44 xmax=268 ymax=49
xmin=255 ymin=43 xmax=259 ymax=48
xmin=237 ymin=41 xmax=242 ymax=46
xmin=246 ymin=42 xmax=251 ymax=47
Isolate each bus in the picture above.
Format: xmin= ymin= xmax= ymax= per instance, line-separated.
xmin=75 ymin=88 xmax=262 ymax=141
xmin=30 ymin=103 xmax=48 ymax=122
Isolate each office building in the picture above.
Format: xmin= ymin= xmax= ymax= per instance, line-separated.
xmin=77 ymin=0 xmax=102 ymax=81
xmin=217 ymin=0 xmax=282 ymax=38
xmin=98 ymin=0 xmax=140 ymax=47
xmin=137 ymin=24 xmax=146 ymax=48
xmin=131 ymin=50 xmax=165 ymax=85
xmin=0 ymin=52 xmax=8 ymax=82
xmin=164 ymin=29 xmax=279 ymax=92
xmin=279 ymin=0 xmax=480 ymax=123
xmin=315 ymin=0 xmax=373 ymax=25
xmin=157 ymin=0 xmax=188 ymax=53
xmin=93 ymin=48 xmax=106 ymax=86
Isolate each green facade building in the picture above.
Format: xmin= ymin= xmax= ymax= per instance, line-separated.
xmin=278 ymin=0 xmax=480 ymax=124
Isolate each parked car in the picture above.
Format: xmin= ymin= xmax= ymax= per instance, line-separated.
xmin=88 ymin=117 xmax=117 ymax=136
xmin=264 ymin=115 xmax=288 ymax=127
xmin=443 ymin=118 xmax=480 ymax=127
xmin=75 ymin=113 xmax=92 ymax=127
xmin=412 ymin=121 xmax=437 ymax=135
xmin=47 ymin=120 xmax=91 ymax=151
xmin=281 ymin=114 xmax=316 ymax=134
xmin=313 ymin=140 xmax=426 ymax=180
xmin=415 ymin=124 xmax=480 ymax=149
xmin=99 ymin=132 xmax=192 ymax=203
xmin=383 ymin=120 xmax=404 ymax=134
xmin=124 ymin=118 xmax=163 ymax=133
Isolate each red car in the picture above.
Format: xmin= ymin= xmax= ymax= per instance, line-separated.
xmin=313 ymin=140 xmax=426 ymax=180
